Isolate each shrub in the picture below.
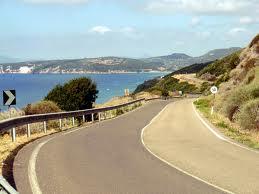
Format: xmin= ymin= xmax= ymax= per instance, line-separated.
xmin=23 ymin=100 xmax=61 ymax=115
xmin=222 ymin=87 xmax=253 ymax=121
xmin=45 ymin=77 xmax=98 ymax=111
xmin=161 ymin=90 xmax=169 ymax=97
xmin=199 ymin=82 xmax=211 ymax=94
xmin=238 ymin=99 xmax=259 ymax=130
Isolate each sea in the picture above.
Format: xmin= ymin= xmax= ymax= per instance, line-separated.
xmin=0 ymin=72 xmax=167 ymax=111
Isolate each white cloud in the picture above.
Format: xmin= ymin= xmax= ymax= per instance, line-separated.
xmin=89 ymin=26 xmax=112 ymax=34
xmin=239 ymin=16 xmax=259 ymax=24
xmin=239 ymin=16 xmax=253 ymax=24
xmin=228 ymin=27 xmax=247 ymax=36
xmin=145 ymin=0 xmax=258 ymax=15
xmin=190 ymin=17 xmax=201 ymax=26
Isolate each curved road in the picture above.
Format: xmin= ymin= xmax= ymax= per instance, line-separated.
xmin=14 ymin=100 xmax=222 ymax=194
xmin=143 ymin=99 xmax=259 ymax=194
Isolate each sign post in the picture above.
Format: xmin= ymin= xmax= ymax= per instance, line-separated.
xmin=210 ymin=86 xmax=218 ymax=115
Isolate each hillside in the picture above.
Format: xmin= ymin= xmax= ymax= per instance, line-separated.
xmin=0 ymin=47 xmax=240 ymax=74
xmin=134 ymin=61 xmax=212 ymax=94
xmin=197 ymin=34 xmax=258 ymax=128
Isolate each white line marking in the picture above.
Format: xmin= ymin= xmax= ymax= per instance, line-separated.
xmin=141 ymin=102 xmax=234 ymax=194
xmin=191 ymin=102 xmax=226 ymax=141
xmin=28 ymin=137 xmax=54 ymax=194
xmin=192 ymin=101 xmax=259 ymax=154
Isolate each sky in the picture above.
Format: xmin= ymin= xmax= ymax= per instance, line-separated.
xmin=0 ymin=0 xmax=258 ymax=60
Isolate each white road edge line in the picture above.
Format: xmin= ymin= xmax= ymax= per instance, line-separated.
xmin=28 ymin=125 xmax=88 ymax=194
xmin=27 ymin=102 xmax=149 ymax=194
xmin=192 ymin=101 xmax=259 ymax=154
xmin=28 ymin=137 xmax=54 ymax=194
xmin=141 ymin=102 xmax=234 ymax=194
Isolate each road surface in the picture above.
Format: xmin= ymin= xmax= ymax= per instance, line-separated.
xmin=13 ymin=100 xmax=222 ymax=194
xmin=143 ymin=99 xmax=259 ymax=194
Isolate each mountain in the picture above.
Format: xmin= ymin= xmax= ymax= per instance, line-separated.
xmin=197 ymin=47 xmax=242 ymax=61
xmin=142 ymin=47 xmax=241 ymax=71
xmin=0 ymin=47 xmax=241 ymax=74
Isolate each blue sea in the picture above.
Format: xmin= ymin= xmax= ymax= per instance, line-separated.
xmin=0 ymin=73 xmax=166 ymax=110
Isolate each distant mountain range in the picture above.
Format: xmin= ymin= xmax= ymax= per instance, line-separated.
xmin=0 ymin=47 xmax=241 ymax=74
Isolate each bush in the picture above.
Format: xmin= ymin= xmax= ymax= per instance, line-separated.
xmin=222 ymin=87 xmax=253 ymax=121
xmin=161 ymin=90 xmax=169 ymax=97
xmin=199 ymin=82 xmax=212 ymax=94
xmin=23 ymin=100 xmax=61 ymax=115
xmin=238 ymin=99 xmax=259 ymax=130
xmin=45 ymin=77 xmax=98 ymax=111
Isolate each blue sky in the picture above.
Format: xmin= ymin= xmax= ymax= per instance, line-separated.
xmin=0 ymin=0 xmax=258 ymax=60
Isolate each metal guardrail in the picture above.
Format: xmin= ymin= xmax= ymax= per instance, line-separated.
xmin=0 ymin=98 xmax=163 ymax=142
xmin=0 ymin=176 xmax=19 ymax=194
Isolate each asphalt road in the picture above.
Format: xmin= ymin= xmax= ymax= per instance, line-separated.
xmin=13 ymin=100 xmax=222 ymax=194
xmin=143 ymin=99 xmax=259 ymax=194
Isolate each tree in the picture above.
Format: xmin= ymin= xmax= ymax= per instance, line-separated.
xmin=45 ymin=77 xmax=98 ymax=111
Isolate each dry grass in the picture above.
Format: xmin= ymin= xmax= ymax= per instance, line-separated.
xmin=0 ymin=128 xmax=58 ymax=186
xmin=195 ymin=98 xmax=259 ymax=149
xmin=172 ymin=73 xmax=205 ymax=87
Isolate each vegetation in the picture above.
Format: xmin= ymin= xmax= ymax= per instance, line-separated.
xmin=194 ymin=97 xmax=259 ymax=149
xmin=134 ymin=75 xmax=198 ymax=95
xmin=238 ymin=99 xmax=259 ymax=130
xmin=45 ymin=77 xmax=98 ymax=111
xmin=249 ymin=34 xmax=259 ymax=48
xmin=197 ymin=51 xmax=241 ymax=85
xmin=23 ymin=100 xmax=61 ymax=115
xmin=166 ymin=61 xmax=213 ymax=76
xmin=134 ymin=78 xmax=160 ymax=94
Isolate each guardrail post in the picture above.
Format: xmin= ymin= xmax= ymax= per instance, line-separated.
xmin=43 ymin=121 xmax=47 ymax=134
xmin=27 ymin=124 xmax=31 ymax=138
xmin=91 ymin=113 xmax=94 ymax=123
xmin=98 ymin=112 xmax=101 ymax=122
xmin=11 ymin=127 xmax=16 ymax=142
xmin=59 ymin=119 xmax=62 ymax=130
xmin=82 ymin=115 xmax=85 ymax=122
xmin=72 ymin=117 xmax=75 ymax=126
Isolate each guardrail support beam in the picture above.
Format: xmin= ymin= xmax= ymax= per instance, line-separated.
xmin=91 ymin=113 xmax=94 ymax=123
xmin=11 ymin=127 xmax=16 ymax=142
xmin=59 ymin=119 xmax=62 ymax=130
xmin=43 ymin=121 xmax=47 ymax=134
xmin=98 ymin=112 xmax=101 ymax=122
xmin=72 ymin=117 xmax=75 ymax=126
xmin=82 ymin=115 xmax=85 ymax=122
xmin=27 ymin=124 xmax=31 ymax=138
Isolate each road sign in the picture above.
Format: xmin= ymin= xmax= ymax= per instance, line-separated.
xmin=3 ymin=90 xmax=16 ymax=106
xmin=210 ymin=86 xmax=218 ymax=94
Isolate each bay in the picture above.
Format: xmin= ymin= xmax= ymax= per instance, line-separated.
xmin=0 ymin=72 xmax=166 ymax=110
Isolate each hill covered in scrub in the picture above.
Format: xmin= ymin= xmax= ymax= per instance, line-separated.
xmin=134 ymin=61 xmax=212 ymax=94
xmin=209 ymin=34 xmax=259 ymax=130
xmin=135 ymin=34 xmax=259 ymax=131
